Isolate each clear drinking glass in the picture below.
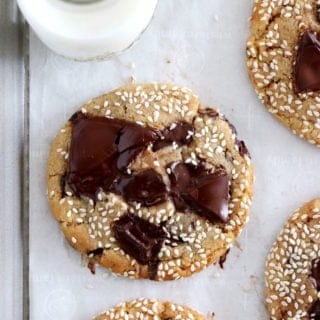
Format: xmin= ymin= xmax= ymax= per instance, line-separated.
xmin=17 ymin=0 xmax=158 ymax=61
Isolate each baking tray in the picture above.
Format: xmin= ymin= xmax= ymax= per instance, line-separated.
xmin=20 ymin=0 xmax=320 ymax=319
xmin=0 ymin=1 xmax=28 ymax=319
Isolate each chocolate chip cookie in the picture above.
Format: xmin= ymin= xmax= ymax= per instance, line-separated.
xmin=265 ymin=198 xmax=320 ymax=319
xmin=47 ymin=83 xmax=253 ymax=280
xmin=93 ymin=299 xmax=210 ymax=320
xmin=247 ymin=0 xmax=320 ymax=146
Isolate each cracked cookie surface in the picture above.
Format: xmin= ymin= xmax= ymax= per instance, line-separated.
xmin=265 ymin=198 xmax=320 ymax=319
xmin=47 ymin=83 xmax=253 ymax=280
xmin=93 ymin=298 xmax=210 ymax=320
xmin=247 ymin=0 xmax=320 ymax=146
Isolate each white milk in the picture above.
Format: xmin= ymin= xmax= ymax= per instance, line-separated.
xmin=17 ymin=0 xmax=158 ymax=60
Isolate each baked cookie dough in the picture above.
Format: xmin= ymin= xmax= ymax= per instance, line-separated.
xmin=47 ymin=83 xmax=253 ymax=280
xmin=247 ymin=0 xmax=320 ymax=146
xmin=93 ymin=299 xmax=210 ymax=320
xmin=265 ymin=198 xmax=320 ymax=319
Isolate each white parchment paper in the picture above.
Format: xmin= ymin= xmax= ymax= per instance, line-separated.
xmin=29 ymin=1 xmax=320 ymax=319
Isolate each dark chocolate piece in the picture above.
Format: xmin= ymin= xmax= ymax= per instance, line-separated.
xmin=87 ymin=248 xmax=104 ymax=275
xmin=60 ymin=173 xmax=67 ymax=197
xmin=87 ymin=260 xmax=96 ymax=274
xmin=87 ymin=248 xmax=104 ymax=256
xmin=112 ymin=214 xmax=166 ymax=279
xmin=65 ymin=114 xmax=159 ymax=200
xmin=114 ymin=170 xmax=168 ymax=207
xmin=218 ymin=248 xmax=230 ymax=269
xmin=69 ymin=110 xmax=86 ymax=123
xmin=148 ymin=259 xmax=161 ymax=280
xmin=295 ymin=31 xmax=320 ymax=93
xmin=116 ymin=123 xmax=159 ymax=170
xmin=309 ymin=299 xmax=320 ymax=320
xmin=168 ymin=162 xmax=229 ymax=223
xmin=237 ymin=140 xmax=250 ymax=157
xmin=153 ymin=122 xmax=194 ymax=151
xmin=66 ymin=116 xmax=121 ymax=199
xmin=224 ymin=117 xmax=237 ymax=135
xmin=311 ymin=259 xmax=320 ymax=290
xmin=199 ymin=108 xmax=219 ymax=118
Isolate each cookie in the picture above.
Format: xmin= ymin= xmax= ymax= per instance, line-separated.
xmin=247 ymin=0 xmax=320 ymax=146
xmin=265 ymin=198 xmax=320 ymax=319
xmin=93 ymin=298 xmax=210 ymax=320
xmin=47 ymin=83 xmax=253 ymax=280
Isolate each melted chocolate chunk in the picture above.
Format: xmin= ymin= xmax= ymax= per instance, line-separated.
xmin=87 ymin=248 xmax=104 ymax=275
xmin=199 ymin=108 xmax=219 ymax=118
xmin=309 ymin=299 xmax=320 ymax=320
xmin=295 ymin=31 xmax=320 ymax=93
xmin=87 ymin=260 xmax=96 ymax=274
xmin=112 ymin=214 xmax=166 ymax=279
xmin=60 ymin=173 xmax=67 ymax=197
xmin=69 ymin=111 xmax=85 ymax=123
xmin=116 ymin=124 xmax=159 ymax=170
xmin=311 ymin=259 xmax=320 ymax=290
xmin=113 ymin=170 xmax=168 ymax=207
xmin=237 ymin=140 xmax=250 ymax=157
xmin=87 ymin=248 xmax=104 ymax=256
xmin=219 ymin=248 xmax=230 ymax=269
xmin=168 ymin=162 xmax=229 ymax=223
xmin=153 ymin=122 xmax=194 ymax=151
xmin=224 ymin=117 xmax=237 ymax=135
xmin=66 ymin=116 xmax=121 ymax=199
xmin=65 ymin=114 xmax=159 ymax=200
xmin=148 ymin=259 xmax=162 ymax=280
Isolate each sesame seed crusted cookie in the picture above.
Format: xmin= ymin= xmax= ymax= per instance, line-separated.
xmin=247 ymin=0 xmax=320 ymax=146
xmin=93 ymin=298 xmax=210 ymax=320
xmin=265 ymin=198 xmax=320 ymax=319
xmin=47 ymin=83 xmax=253 ymax=281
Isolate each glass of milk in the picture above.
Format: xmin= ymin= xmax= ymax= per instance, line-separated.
xmin=17 ymin=0 xmax=158 ymax=60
